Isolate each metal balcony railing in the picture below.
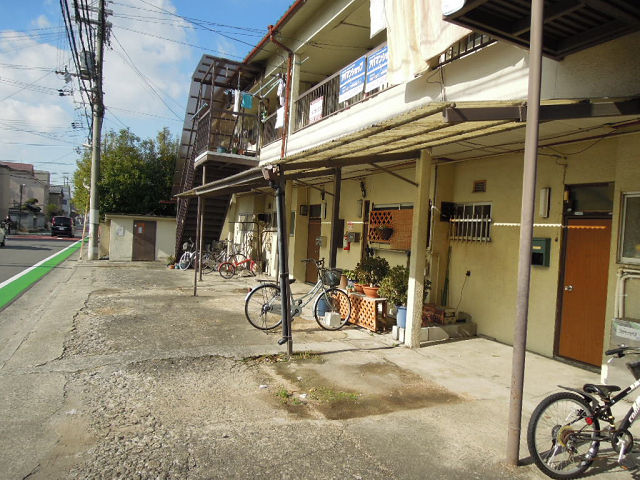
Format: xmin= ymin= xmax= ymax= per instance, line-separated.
xmin=261 ymin=110 xmax=282 ymax=147
xmin=292 ymin=48 xmax=389 ymax=133
xmin=195 ymin=107 xmax=260 ymax=157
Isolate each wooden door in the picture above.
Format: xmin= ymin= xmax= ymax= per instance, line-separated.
xmin=305 ymin=219 xmax=322 ymax=283
xmin=132 ymin=220 xmax=157 ymax=261
xmin=557 ymin=218 xmax=612 ymax=366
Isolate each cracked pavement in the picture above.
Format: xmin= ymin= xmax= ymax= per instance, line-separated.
xmin=1 ymin=255 xmax=626 ymax=479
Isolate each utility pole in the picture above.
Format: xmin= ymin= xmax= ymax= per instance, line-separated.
xmin=87 ymin=0 xmax=106 ymax=260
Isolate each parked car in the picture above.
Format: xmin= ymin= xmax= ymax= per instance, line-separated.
xmin=51 ymin=216 xmax=74 ymax=237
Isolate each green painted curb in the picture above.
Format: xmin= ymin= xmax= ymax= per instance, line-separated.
xmin=0 ymin=241 xmax=82 ymax=309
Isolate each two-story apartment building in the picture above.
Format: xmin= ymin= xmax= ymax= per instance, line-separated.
xmin=176 ymin=0 xmax=640 ymax=378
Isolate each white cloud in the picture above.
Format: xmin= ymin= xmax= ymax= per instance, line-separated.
xmin=33 ymin=15 xmax=52 ymax=28
xmin=104 ymin=0 xmax=194 ymax=123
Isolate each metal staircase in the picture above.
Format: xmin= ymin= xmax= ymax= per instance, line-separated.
xmin=174 ymin=55 xmax=263 ymax=258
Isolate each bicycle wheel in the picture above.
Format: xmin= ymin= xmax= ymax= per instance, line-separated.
xmin=218 ymin=262 xmax=236 ymax=279
xmin=313 ymin=287 xmax=351 ymax=331
xmin=527 ymin=391 xmax=600 ymax=480
xmin=245 ymin=284 xmax=283 ymax=330
xmin=178 ymin=252 xmax=192 ymax=270
xmin=202 ymin=258 xmax=215 ymax=274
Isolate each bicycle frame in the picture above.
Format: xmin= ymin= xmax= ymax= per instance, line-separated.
xmin=590 ymin=376 xmax=640 ymax=433
xmin=289 ymin=279 xmax=328 ymax=317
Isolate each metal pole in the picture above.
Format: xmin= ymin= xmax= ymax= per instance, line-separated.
xmin=507 ymin=0 xmax=544 ymax=466
xmin=269 ymin=168 xmax=293 ymax=355
xmin=194 ymin=196 xmax=202 ymax=297
xmin=88 ymin=0 xmax=105 ymax=260
xmin=18 ymin=184 xmax=24 ymax=232
xmin=329 ymin=168 xmax=341 ymax=269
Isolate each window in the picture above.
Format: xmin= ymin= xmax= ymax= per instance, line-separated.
xmin=620 ymin=193 xmax=640 ymax=264
xmin=449 ymin=203 xmax=492 ymax=242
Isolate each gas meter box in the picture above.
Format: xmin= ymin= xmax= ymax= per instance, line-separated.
xmin=531 ymin=237 xmax=551 ymax=267
xmin=345 ymin=232 xmax=360 ymax=243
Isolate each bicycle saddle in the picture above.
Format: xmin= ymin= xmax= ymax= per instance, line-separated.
xmin=583 ymin=384 xmax=621 ymax=397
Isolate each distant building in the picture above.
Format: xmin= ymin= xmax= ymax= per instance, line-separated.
xmin=0 ymin=162 xmax=49 ymax=231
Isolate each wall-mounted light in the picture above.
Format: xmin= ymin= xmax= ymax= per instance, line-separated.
xmin=539 ymin=187 xmax=550 ymax=218
xmin=321 ymin=201 xmax=327 ymax=219
xmin=357 ymin=199 xmax=363 ymax=218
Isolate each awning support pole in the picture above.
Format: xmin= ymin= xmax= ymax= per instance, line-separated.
xmin=406 ymin=150 xmax=432 ymax=348
xmin=507 ymin=0 xmax=544 ymax=466
xmin=194 ymin=196 xmax=202 ymax=297
xmin=265 ymin=166 xmax=293 ymax=355
xmin=329 ymin=168 xmax=341 ymax=269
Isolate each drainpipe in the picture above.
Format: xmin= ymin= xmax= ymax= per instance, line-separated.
xmin=268 ymin=25 xmax=294 ymax=159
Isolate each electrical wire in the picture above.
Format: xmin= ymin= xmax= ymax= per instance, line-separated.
xmin=110 ymin=32 xmax=185 ymax=119
xmin=0 ymin=72 xmax=56 ymax=102
xmin=112 ymin=25 xmax=243 ymax=59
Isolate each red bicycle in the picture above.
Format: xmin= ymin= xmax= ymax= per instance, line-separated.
xmin=218 ymin=257 xmax=258 ymax=279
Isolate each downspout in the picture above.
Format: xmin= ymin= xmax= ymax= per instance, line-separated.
xmin=269 ymin=25 xmax=294 ymax=159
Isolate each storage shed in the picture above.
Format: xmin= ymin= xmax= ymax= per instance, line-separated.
xmin=105 ymin=215 xmax=176 ymax=262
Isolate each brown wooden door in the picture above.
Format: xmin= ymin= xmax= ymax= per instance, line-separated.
xmin=305 ymin=219 xmax=322 ymax=283
xmin=557 ymin=218 xmax=612 ymax=366
xmin=132 ymin=220 xmax=157 ymax=261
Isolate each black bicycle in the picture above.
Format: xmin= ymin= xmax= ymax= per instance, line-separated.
xmin=527 ymin=345 xmax=640 ymax=479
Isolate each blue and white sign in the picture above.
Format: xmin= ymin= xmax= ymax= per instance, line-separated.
xmin=365 ymin=46 xmax=388 ymax=93
xmin=339 ymin=57 xmax=366 ymax=103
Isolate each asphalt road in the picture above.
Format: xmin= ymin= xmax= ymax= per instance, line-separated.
xmin=0 ymin=237 xmax=78 ymax=283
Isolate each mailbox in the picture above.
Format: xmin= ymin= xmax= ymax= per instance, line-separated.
xmin=532 ymin=237 xmax=551 ymax=267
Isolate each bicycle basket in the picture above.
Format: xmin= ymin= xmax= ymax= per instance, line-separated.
xmin=627 ymin=361 xmax=640 ymax=380
xmin=321 ymin=268 xmax=342 ymax=287
xmin=182 ymin=241 xmax=191 ymax=251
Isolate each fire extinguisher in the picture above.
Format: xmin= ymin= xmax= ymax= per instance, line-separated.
xmin=343 ymin=233 xmax=350 ymax=251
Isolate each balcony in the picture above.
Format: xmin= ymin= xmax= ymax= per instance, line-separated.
xmin=194 ymin=106 xmax=261 ymax=165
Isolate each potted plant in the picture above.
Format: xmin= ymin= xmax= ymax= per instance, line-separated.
xmin=375 ymin=224 xmax=394 ymax=240
xmin=340 ymin=269 xmax=355 ymax=290
xmin=166 ymin=255 xmax=176 ymax=269
xmin=354 ymin=256 xmax=390 ymax=298
xmin=378 ymin=266 xmax=409 ymax=327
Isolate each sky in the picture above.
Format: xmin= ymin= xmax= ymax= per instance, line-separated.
xmin=0 ymin=0 xmax=293 ymax=187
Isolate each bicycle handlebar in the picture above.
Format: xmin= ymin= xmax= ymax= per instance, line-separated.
xmin=301 ymin=258 xmax=325 ymax=267
xmin=605 ymin=345 xmax=640 ymax=357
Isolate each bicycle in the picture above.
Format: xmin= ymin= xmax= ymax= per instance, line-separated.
xmin=218 ymin=256 xmax=259 ymax=278
xmin=244 ymin=258 xmax=351 ymax=331
xmin=527 ymin=345 xmax=640 ymax=479
xmin=177 ymin=239 xmax=196 ymax=270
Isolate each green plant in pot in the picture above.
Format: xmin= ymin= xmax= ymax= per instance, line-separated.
xmin=354 ymin=256 xmax=390 ymax=298
xmin=340 ymin=269 xmax=356 ymax=290
xmin=378 ymin=265 xmax=409 ymax=327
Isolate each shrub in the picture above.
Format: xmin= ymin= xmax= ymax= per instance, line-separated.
xmin=354 ymin=256 xmax=390 ymax=286
xmin=378 ymin=265 xmax=409 ymax=306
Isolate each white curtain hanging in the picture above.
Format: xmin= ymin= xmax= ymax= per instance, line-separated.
xmin=385 ymin=0 xmax=471 ymax=85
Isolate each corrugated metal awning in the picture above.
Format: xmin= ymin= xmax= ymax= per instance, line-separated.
xmin=443 ymin=0 xmax=640 ymax=59
xmin=177 ymin=96 xmax=640 ymax=198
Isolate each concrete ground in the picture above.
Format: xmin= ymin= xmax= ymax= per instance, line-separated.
xmin=0 ymin=253 xmax=638 ymax=479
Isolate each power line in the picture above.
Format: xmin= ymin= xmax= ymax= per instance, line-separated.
xmin=112 ymin=24 xmax=244 ymax=59
xmin=134 ymin=0 xmax=256 ymax=48
xmin=110 ymin=32 xmax=184 ymax=120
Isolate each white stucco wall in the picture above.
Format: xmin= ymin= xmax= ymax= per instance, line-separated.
xmin=108 ymin=217 xmax=134 ymax=261
xmin=261 ymin=32 xmax=640 ymax=165
xmin=106 ymin=216 xmax=176 ymax=262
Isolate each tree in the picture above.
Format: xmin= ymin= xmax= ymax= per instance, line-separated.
xmin=73 ymin=128 xmax=177 ymax=217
